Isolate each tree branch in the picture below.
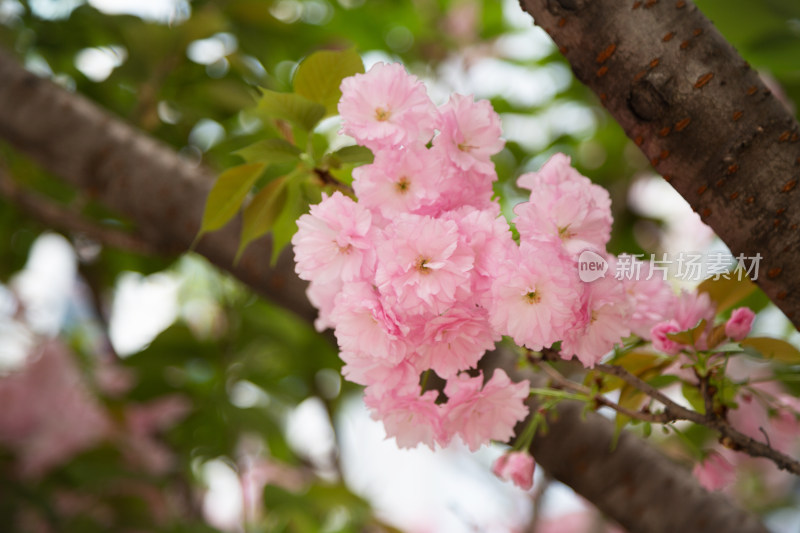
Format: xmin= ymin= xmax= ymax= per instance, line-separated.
xmin=519 ymin=0 xmax=800 ymax=329
xmin=0 ymin=163 xmax=159 ymax=256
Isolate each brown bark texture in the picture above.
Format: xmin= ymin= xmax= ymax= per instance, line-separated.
xmin=0 ymin=25 xmax=778 ymax=533
xmin=519 ymin=0 xmax=800 ymax=329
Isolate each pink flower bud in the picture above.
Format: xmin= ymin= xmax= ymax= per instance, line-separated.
xmin=725 ymin=307 xmax=755 ymax=342
xmin=650 ymin=320 xmax=683 ymax=355
xmin=492 ymin=451 xmax=535 ymax=490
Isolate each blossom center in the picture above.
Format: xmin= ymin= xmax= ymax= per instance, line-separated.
xmin=375 ymin=107 xmax=391 ymax=122
xmin=557 ymin=225 xmax=574 ymax=241
xmin=395 ymin=176 xmax=410 ymax=194
xmin=457 ymin=142 xmax=476 ymax=153
xmin=415 ymin=256 xmax=432 ymax=274
xmin=524 ymin=290 xmax=541 ymax=304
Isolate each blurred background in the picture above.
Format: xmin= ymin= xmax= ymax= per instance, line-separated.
xmin=0 ymin=0 xmax=799 ymax=531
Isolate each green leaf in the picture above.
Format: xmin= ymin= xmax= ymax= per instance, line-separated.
xmin=681 ymin=381 xmax=706 ymax=415
xmin=257 ymin=89 xmax=326 ymax=131
xmin=646 ymin=374 xmax=681 ymax=389
xmin=666 ymin=319 xmax=707 ymax=347
xmin=236 ymin=176 xmax=289 ymax=262
xmin=741 ymin=337 xmax=800 ymax=364
xmin=197 ymin=163 xmax=266 ymax=238
xmin=697 ymin=275 xmax=757 ymax=313
xmin=267 ymin=176 xmax=315 ymax=266
xmin=327 ymin=145 xmax=374 ymax=166
xmin=234 ymin=138 xmax=302 ymax=164
xmin=293 ymin=48 xmax=365 ymax=116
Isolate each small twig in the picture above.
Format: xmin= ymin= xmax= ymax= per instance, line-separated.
xmin=313 ymin=167 xmax=354 ymax=195
xmin=594 ymin=362 xmax=800 ymax=476
xmin=530 ymin=355 xmax=676 ymax=424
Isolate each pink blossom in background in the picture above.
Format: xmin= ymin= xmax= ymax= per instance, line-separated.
xmin=0 ymin=341 xmax=112 ymax=479
xmin=672 ymin=290 xmax=716 ymax=331
xmin=292 ymin=191 xmax=376 ymax=283
xmin=693 ymin=451 xmax=736 ymax=491
xmin=622 ymin=259 xmax=677 ymax=339
xmin=443 ymin=370 xmax=530 ymax=451
xmin=492 ymin=451 xmax=535 ymax=491
xmin=433 ymin=93 xmax=504 ymax=176
xmin=338 ymin=62 xmax=437 ymax=149
xmin=123 ymin=394 xmax=192 ymax=475
xmin=650 ymin=320 xmax=684 ymax=355
xmin=725 ymin=307 xmax=755 ymax=341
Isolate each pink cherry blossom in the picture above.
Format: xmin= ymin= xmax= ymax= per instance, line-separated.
xmin=375 ymin=213 xmax=474 ymax=315
xmin=331 ymin=281 xmax=410 ymax=364
xmin=341 ymin=355 xmax=419 ymax=397
xmin=725 ymin=307 xmax=755 ymax=341
xmin=433 ymin=93 xmax=504 ymax=176
xmin=490 ymin=242 xmax=581 ymax=351
xmin=306 ymin=278 xmax=342 ymax=332
xmin=292 ymin=191 xmax=375 ymax=283
xmin=515 ymin=153 xmax=611 ymax=256
xmin=492 ymin=451 xmax=535 ymax=491
xmin=561 ymin=272 xmax=631 ymax=368
xmin=443 ymin=370 xmax=530 ymax=451
xmin=444 ymin=205 xmax=515 ymax=304
xmin=672 ymin=289 xmax=716 ymax=330
xmin=693 ymin=452 xmax=736 ymax=491
xmin=353 ymin=145 xmax=442 ymax=218
xmin=364 ymin=388 xmax=444 ymax=450
xmin=621 ymin=257 xmax=677 ymax=339
xmin=650 ymin=320 xmax=684 ymax=355
xmin=339 ymin=62 xmax=437 ymax=149
xmin=415 ymin=304 xmax=499 ymax=378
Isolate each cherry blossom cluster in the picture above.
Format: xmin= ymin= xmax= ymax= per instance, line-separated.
xmin=291 ymin=62 xmax=716 ymax=458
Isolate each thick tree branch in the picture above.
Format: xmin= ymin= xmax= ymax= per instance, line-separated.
xmin=0 ymin=48 xmax=770 ymax=532
xmin=519 ymin=0 xmax=800 ymax=329
xmin=0 ymin=163 xmax=158 ymax=255
xmin=0 ymin=47 xmax=315 ymax=323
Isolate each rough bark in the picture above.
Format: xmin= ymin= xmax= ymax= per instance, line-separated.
xmin=0 ymin=45 xmax=773 ymax=533
xmin=519 ymin=0 xmax=800 ymax=329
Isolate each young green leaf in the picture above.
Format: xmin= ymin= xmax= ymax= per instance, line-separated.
xmin=666 ymin=319 xmax=707 ymax=347
xmin=198 ymin=162 xmax=266 ymax=238
xmin=681 ymin=381 xmax=706 ymax=415
xmin=293 ymin=48 xmax=365 ymax=116
xmin=236 ymin=176 xmax=289 ymax=262
xmin=697 ymin=275 xmax=757 ymax=313
xmin=234 ymin=138 xmax=302 ymax=164
xmin=741 ymin=337 xmax=800 ymax=364
xmin=327 ymin=145 xmax=374 ymax=166
xmin=257 ymin=89 xmax=325 ymax=131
